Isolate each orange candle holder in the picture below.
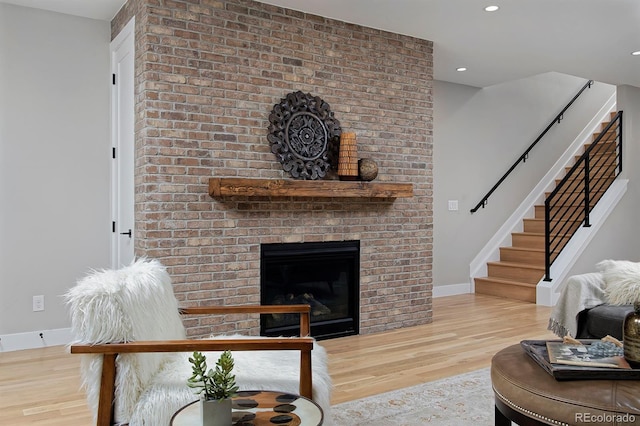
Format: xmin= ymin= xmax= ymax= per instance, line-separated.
xmin=338 ymin=132 xmax=359 ymax=180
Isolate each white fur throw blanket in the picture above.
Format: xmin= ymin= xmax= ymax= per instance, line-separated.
xmin=66 ymin=258 xmax=187 ymax=423
xmin=548 ymin=272 xmax=607 ymax=337
xmin=65 ymin=258 xmax=332 ymax=425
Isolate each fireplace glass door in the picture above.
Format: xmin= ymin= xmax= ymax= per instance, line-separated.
xmin=260 ymin=240 xmax=359 ymax=339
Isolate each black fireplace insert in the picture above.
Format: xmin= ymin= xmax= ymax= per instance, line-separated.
xmin=260 ymin=240 xmax=360 ymax=340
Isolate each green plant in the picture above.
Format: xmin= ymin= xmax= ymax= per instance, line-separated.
xmin=187 ymin=350 xmax=239 ymax=400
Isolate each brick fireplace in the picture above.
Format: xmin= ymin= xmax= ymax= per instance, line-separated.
xmin=112 ymin=0 xmax=434 ymax=338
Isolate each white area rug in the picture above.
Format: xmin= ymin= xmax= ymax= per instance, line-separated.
xmin=331 ymin=368 xmax=493 ymax=425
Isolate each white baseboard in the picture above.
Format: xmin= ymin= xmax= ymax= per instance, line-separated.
xmin=0 ymin=327 xmax=72 ymax=352
xmin=433 ymin=283 xmax=472 ymax=298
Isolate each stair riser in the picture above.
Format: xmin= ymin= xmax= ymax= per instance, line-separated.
xmin=546 ymin=221 xmax=583 ymax=237
xmin=592 ymin=131 xmax=619 ymax=142
xmin=545 ymin=191 xmax=608 ymax=205
xmin=569 ymin=158 xmax=617 ymax=171
xmin=512 ymin=234 xmax=545 ymax=249
xmin=546 ymin=206 xmax=587 ymax=221
xmin=499 ymin=248 xmax=544 ymax=265
xmin=487 ymin=264 xmax=544 ymax=283
xmin=565 ymin=161 xmax=617 ymax=176
xmin=523 ymin=220 xmax=543 ymax=233
xmin=580 ymin=144 xmax=618 ymax=154
xmin=587 ymin=138 xmax=617 ymax=148
xmin=535 ymin=201 xmax=606 ymax=219
xmin=555 ymin=173 xmax=615 ymax=187
xmin=542 ymin=201 xmax=606 ymax=220
xmin=523 ymin=219 xmax=582 ymax=234
xmin=474 ymin=278 xmax=536 ymax=303
xmin=511 ymin=234 xmax=569 ymax=249
xmin=499 ymin=248 xmax=559 ymax=264
xmin=571 ymin=157 xmax=617 ymax=170
xmin=589 ymin=147 xmax=617 ymax=156
xmin=511 ymin=234 xmax=569 ymax=250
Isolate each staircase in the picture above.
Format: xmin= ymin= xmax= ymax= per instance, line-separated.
xmin=474 ymin=112 xmax=620 ymax=302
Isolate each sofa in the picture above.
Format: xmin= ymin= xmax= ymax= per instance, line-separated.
xmin=549 ymin=260 xmax=640 ymax=340
xmin=576 ymin=301 xmax=633 ymax=340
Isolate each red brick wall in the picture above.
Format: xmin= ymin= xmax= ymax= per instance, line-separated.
xmin=112 ymin=0 xmax=433 ymax=337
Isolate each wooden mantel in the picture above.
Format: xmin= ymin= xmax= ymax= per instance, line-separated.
xmin=208 ymin=178 xmax=413 ymax=199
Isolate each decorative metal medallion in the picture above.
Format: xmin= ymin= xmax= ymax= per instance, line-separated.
xmin=268 ymin=91 xmax=341 ymax=180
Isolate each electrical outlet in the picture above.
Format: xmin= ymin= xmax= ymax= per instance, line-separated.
xmin=448 ymin=200 xmax=459 ymax=211
xmin=33 ymin=295 xmax=44 ymax=312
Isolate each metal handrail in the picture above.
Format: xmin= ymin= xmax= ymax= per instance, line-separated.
xmin=470 ymin=79 xmax=594 ymax=213
xmin=543 ymin=111 xmax=622 ymax=281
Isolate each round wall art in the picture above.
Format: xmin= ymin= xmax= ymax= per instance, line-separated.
xmin=267 ymin=91 xmax=341 ymax=180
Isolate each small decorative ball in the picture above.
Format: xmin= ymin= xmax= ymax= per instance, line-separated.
xmin=358 ymin=158 xmax=378 ymax=181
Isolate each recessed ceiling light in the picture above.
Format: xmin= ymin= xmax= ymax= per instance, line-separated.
xmin=632 ymin=51 xmax=640 ymax=56
xmin=484 ymin=5 xmax=500 ymax=12
xmin=456 ymin=67 xmax=467 ymax=72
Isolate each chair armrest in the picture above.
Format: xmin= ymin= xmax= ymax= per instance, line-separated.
xmin=178 ymin=304 xmax=312 ymax=315
xmin=70 ymin=305 xmax=315 ymax=426
xmin=69 ymin=337 xmax=314 ymax=354
xmin=179 ymin=304 xmax=312 ymax=336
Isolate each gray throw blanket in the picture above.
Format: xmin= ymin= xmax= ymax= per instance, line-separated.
xmin=548 ymin=272 xmax=607 ymax=337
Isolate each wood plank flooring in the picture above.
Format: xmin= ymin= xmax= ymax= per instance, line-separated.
xmin=0 ymin=294 xmax=556 ymax=425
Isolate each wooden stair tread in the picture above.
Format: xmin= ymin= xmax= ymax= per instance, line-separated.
xmin=550 ymin=191 xmax=609 ymax=196
xmin=512 ymin=231 xmax=571 ymax=237
xmin=501 ymin=246 xmax=544 ymax=253
xmin=501 ymin=246 xmax=558 ymax=253
xmin=523 ymin=217 xmax=581 ymax=223
xmin=474 ymin=277 xmax=537 ymax=288
xmin=556 ymin=173 xmax=615 ymax=181
xmin=486 ymin=261 xmax=544 ymax=271
xmin=525 ymin=216 xmax=583 ymax=224
xmin=536 ymin=204 xmax=591 ymax=210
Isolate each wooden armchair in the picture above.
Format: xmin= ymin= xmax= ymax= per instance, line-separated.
xmin=66 ymin=259 xmax=331 ymax=426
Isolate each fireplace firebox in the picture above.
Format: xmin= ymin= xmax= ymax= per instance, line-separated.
xmin=260 ymin=240 xmax=360 ymax=340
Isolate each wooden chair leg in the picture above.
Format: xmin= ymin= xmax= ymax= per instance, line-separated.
xmin=299 ymin=349 xmax=313 ymax=399
xmin=97 ymin=354 xmax=117 ymax=426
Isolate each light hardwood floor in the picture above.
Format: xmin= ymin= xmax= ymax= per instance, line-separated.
xmin=0 ymin=294 xmax=557 ymax=425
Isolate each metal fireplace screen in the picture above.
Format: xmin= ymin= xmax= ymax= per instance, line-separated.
xmin=260 ymin=240 xmax=359 ymax=340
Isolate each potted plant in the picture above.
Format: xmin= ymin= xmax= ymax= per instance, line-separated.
xmin=187 ymin=350 xmax=239 ymax=426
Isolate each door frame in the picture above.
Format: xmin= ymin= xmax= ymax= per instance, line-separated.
xmin=109 ymin=17 xmax=135 ymax=268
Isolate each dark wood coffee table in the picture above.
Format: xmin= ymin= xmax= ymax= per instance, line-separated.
xmin=170 ymin=390 xmax=323 ymax=426
xmin=491 ymin=344 xmax=640 ymax=425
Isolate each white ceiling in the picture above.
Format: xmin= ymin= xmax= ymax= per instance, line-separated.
xmin=0 ymin=0 xmax=126 ymax=21
xmin=2 ymin=0 xmax=639 ymax=88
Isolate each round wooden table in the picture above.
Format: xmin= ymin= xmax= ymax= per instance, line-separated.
xmin=171 ymin=390 xmax=324 ymax=426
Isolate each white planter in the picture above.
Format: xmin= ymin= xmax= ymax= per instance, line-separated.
xmin=200 ymin=397 xmax=232 ymax=426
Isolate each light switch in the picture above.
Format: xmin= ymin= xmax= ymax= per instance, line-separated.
xmin=448 ymin=200 xmax=459 ymax=211
xmin=33 ymin=295 xmax=44 ymax=312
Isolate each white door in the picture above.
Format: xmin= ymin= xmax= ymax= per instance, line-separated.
xmin=110 ymin=18 xmax=135 ymax=268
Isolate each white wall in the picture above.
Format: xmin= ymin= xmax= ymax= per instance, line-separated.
xmin=0 ymin=4 xmax=111 ymax=347
xmin=433 ymin=73 xmax=617 ymax=289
